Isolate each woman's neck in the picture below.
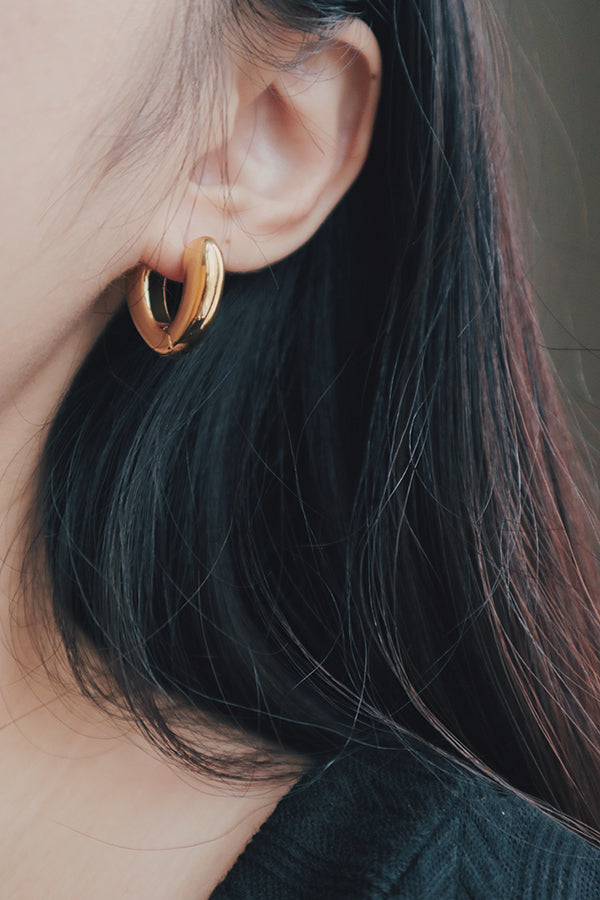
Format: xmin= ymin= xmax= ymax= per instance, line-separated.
xmin=0 ymin=284 xmax=123 ymax=727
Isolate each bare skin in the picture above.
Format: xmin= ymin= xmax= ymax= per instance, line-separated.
xmin=0 ymin=694 xmax=297 ymax=898
xmin=0 ymin=0 xmax=380 ymax=894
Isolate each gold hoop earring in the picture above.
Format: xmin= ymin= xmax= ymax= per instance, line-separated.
xmin=126 ymin=237 xmax=225 ymax=356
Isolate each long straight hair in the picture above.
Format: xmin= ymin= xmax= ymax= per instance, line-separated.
xmin=36 ymin=0 xmax=600 ymax=828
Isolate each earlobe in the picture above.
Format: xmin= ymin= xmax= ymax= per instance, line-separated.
xmin=142 ymin=18 xmax=381 ymax=278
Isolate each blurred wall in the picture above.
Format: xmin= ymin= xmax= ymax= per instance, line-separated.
xmin=502 ymin=0 xmax=600 ymax=454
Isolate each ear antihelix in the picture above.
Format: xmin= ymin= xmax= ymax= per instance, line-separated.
xmin=127 ymin=237 xmax=225 ymax=356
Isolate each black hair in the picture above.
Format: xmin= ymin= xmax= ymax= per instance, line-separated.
xmin=36 ymin=0 xmax=600 ymax=828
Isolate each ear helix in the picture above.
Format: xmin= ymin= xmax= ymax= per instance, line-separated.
xmin=126 ymin=237 xmax=225 ymax=356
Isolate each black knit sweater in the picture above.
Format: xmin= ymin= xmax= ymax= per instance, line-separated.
xmin=212 ymin=744 xmax=600 ymax=898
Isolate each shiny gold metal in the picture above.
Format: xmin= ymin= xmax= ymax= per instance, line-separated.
xmin=127 ymin=237 xmax=225 ymax=355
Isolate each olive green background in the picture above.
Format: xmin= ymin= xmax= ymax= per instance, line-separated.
xmin=502 ymin=0 xmax=600 ymax=456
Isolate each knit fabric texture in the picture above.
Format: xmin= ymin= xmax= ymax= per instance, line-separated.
xmin=211 ymin=744 xmax=600 ymax=898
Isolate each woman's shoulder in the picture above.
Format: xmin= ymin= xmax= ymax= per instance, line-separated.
xmin=212 ymin=741 xmax=600 ymax=898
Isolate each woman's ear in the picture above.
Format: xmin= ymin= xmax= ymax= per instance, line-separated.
xmin=142 ymin=18 xmax=381 ymax=278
